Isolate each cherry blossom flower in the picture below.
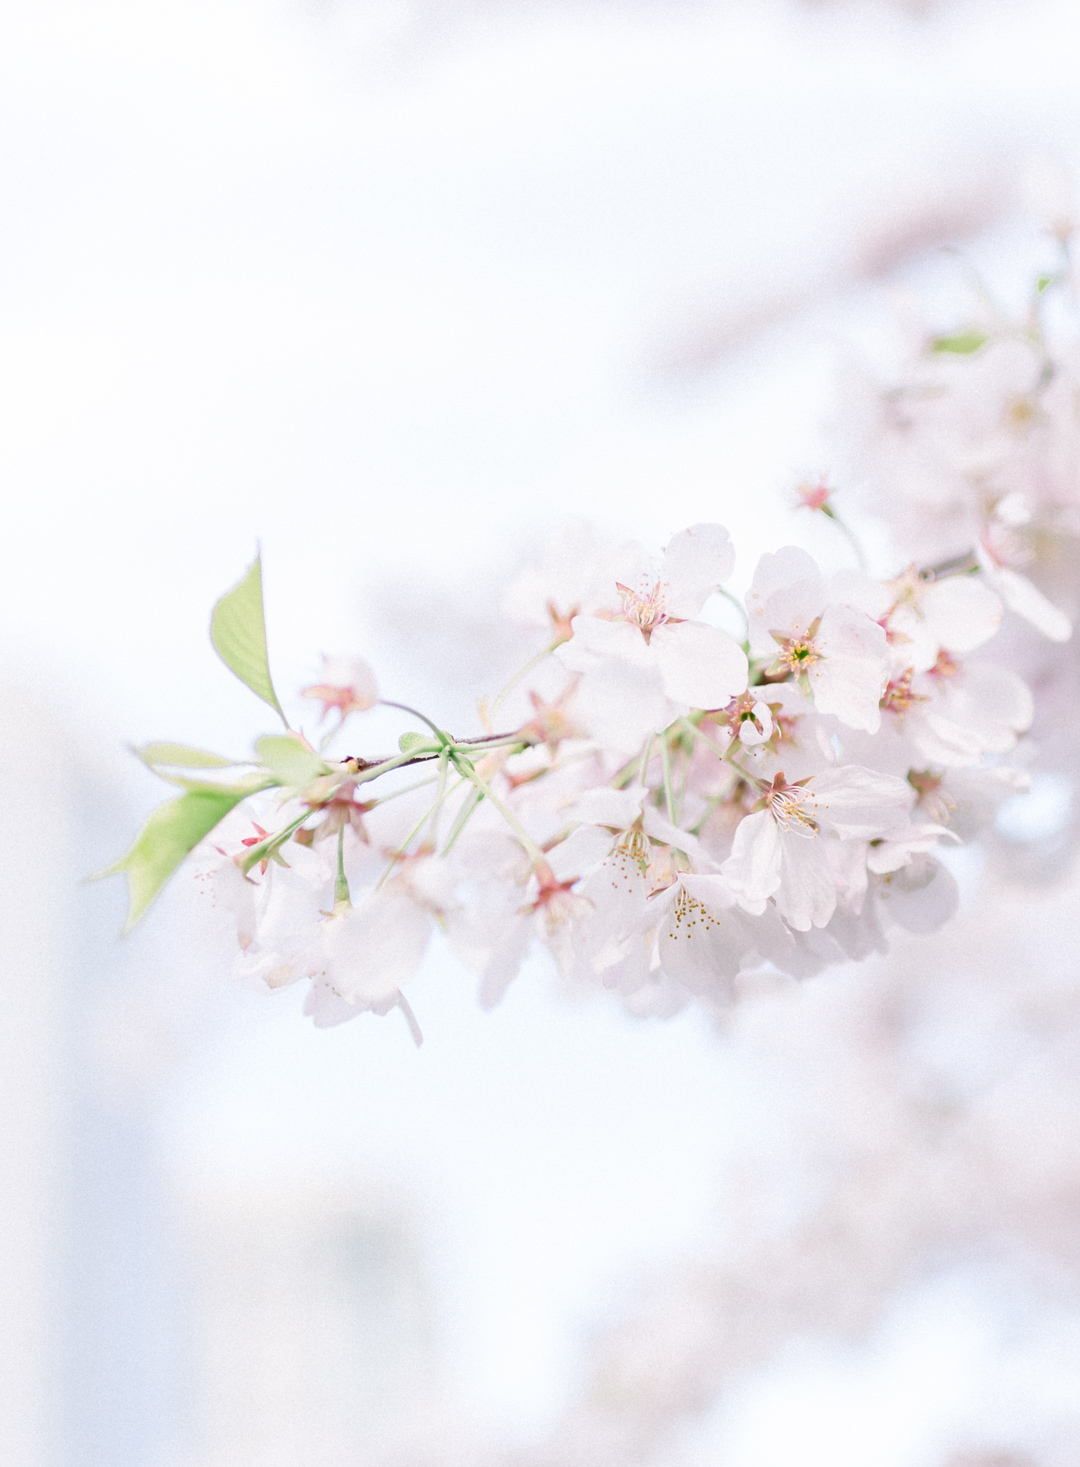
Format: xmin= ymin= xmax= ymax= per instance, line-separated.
xmin=884 ymin=569 xmax=1003 ymax=672
xmin=976 ymin=541 xmax=1072 ymax=643
xmin=746 ymin=547 xmax=890 ymax=732
xmin=722 ymin=765 xmax=914 ymax=931
xmin=301 ymin=654 xmax=379 ymax=722
xmin=557 ymin=523 xmax=749 ymax=751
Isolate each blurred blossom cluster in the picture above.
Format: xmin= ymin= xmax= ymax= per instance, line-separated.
xmin=106 ymin=360 xmax=1072 ymax=1036
xmin=478 ymin=873 xmax=1080 ymax=1466
xmin=842 ymin=235 xmax=1080 ymax=872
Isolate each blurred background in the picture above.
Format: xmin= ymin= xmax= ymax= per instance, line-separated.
xmin=4 ymin=0 xmax=1080 ymax=1463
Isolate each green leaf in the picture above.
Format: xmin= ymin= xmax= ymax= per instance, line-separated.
xmin=931 ymin=330 xmax=988 ymax=355
xmin=210 ymin=555 xmax=286 ymax=723
xmin=1037 ymin=273 xmax=1054 ymax=295
xmin=135 ymin=741 xmax=247 ymax=770
xmin=96 ymin=786 xmax=249 ymax=932
xmin=255 ymin=733 xmax=328 ymax=788
xmin=399 ymin=731 xmax=437 ymax=754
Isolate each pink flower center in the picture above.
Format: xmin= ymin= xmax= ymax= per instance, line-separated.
xmin=763 ymin=774 xmax=819 ymax=836
xmin=616 ymin=579 xmax=668 ymax=636
xmin=881 ymin=668 xmax=926 ymax=713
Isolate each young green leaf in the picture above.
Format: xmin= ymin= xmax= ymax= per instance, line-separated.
xmin=931 ymin=330 xmax=989 ymax=355
xmin=254 ymin=733 xmax=329 ymax=788
xmin=210 ymin=555 xmax=287 ymax=724
xmin=135 ymin=741 xmax=247 ymax=770
xmin=399 ymin=730 xmax=439 ymax=754
xmin=96 ymin=786 xmax=249 ymax=932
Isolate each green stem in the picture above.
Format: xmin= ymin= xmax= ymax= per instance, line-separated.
xmin=441 ymin=785 xmax=484 ymax=856
xmin=922 ymin=550 xmax=979 ymax=581
xmin=660 ymin=735 xmax=676 ymax=824
xmin=488 ymin=640 xmax=559 ymax=720
xmin=455 ymin=736 xmax=530 ymax=754
xmin=366 ymin=773 xmax=440 ymax=807
xmin=679 ymin=716 xmax=734 ymax=761
xmin=428 ymin=750 xmax=450 ymax=845
xmin=380 ymin=700 xmax=447 ymax=742
xmin=335 ymin=823 xmax=350 ymax=906
xmin=375 ymin=770 xmax=463 ymax=890
xmin=454 ymin=757 xmax=547 ymax=868
xmin=353 ymin=749 xmax=437 ymax=787
xmin=822 ymin=506 xmax=869 ymax=572
xmin=637 ymin=733 xmax=654 ymax=788
xmin=715 ymin=585 xmax=750 ymax=650
xmin=676 ymin=733 xmax=691 ymax=817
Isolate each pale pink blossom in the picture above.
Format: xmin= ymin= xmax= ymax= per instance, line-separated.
xmin=722 ymin=766 xmax=914 ymax=931
xmin=885 ymin=571 xmax=1003 ymax=672
xmin=746 ymin=547 xmax=890 ymax=732
xmin=301 ymin=654 xmax=379 ymax=721
xmin=557 ymin=523 xmax=748 ymax=750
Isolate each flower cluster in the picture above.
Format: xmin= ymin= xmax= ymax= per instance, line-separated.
xmin=839 ymin=243 xmax=1080 ymax=872
xmin=844 ymin=253 xmax=1078 ymax=642
xmin=104 ymin=491 xmax=1065 ymax=1038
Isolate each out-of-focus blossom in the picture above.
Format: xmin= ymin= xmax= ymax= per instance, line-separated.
xmin=301 ymin=654 xmax=379 ymax=722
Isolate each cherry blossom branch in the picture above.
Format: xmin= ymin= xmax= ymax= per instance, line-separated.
xmin=104 ymin=412 xmax=1073 ymax=1033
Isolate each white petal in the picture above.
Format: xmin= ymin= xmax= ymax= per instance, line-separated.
xmin=775 ymin=834 xmax=837 ymax=931
xmin=322 ymin=887 xmax=432 ymax=1002
xmin=746 ymin=546 xmax=824 ymax=655
xmin=810 ymin=605 xmax=889 ymax=732
xmin=577 ymin=851 xmax=649 ymax=965
xmin=545 ymin=823 xmax=615 ymax=882
xmin=993 ymin=567 xmax=1072 ymax=642
xmin=303 ymin=980 xmax=364 ymax=1028
xmin=650 ymin=620 xmax=748 ymax=709
xmin=202 ymin=857 xmax=259 ymax=948
xmin=721 ymin=810 xmax=781 ymax=909
xmin=828 ymin=569 xmax=893 ymax=621
xmin=572 ymin=658 xmax=670 ymax=751
xmin=657 ymin=878 xmax=746 ymax=996
xmin=825 ymin=837 xmax=869 ymax=912
xmin=914 ymin=712 xmax=989 ymax=768
xmin=445 ymin=893 xmax=532 ymax=1007
xmin=748 ymin=545 xmax=822 ymax=605
xmin=310 ymin=655 xmax=379 ymax=710
xmin=810 ymin=765 xmax=914 ymax=839
xmin=921 ymin=576 xmax=1003 ymax=654
xmin=938 ymin=662 xmax=1034 ymax=751
xmin=562 ymin=785 xmax=647 ymax=829
xmin=661 ymin=523 xmax=735 ymax=618
xmin=477 ymin=915 xmax=533 ymax=1009
xmin=875 ymin=855 xmax=959 ymax=934
xmin=556 ymin=614 xmax=651 ymax=672
xmin=749 ymin=905 xmax=829 ymax=979
xmin=641 ymin=805 xmax=707 ymax=863
xmin=738 ymin=701 xmax=773 ymax=746
xmin=503 ymin=520 xmax=643 ymax=625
